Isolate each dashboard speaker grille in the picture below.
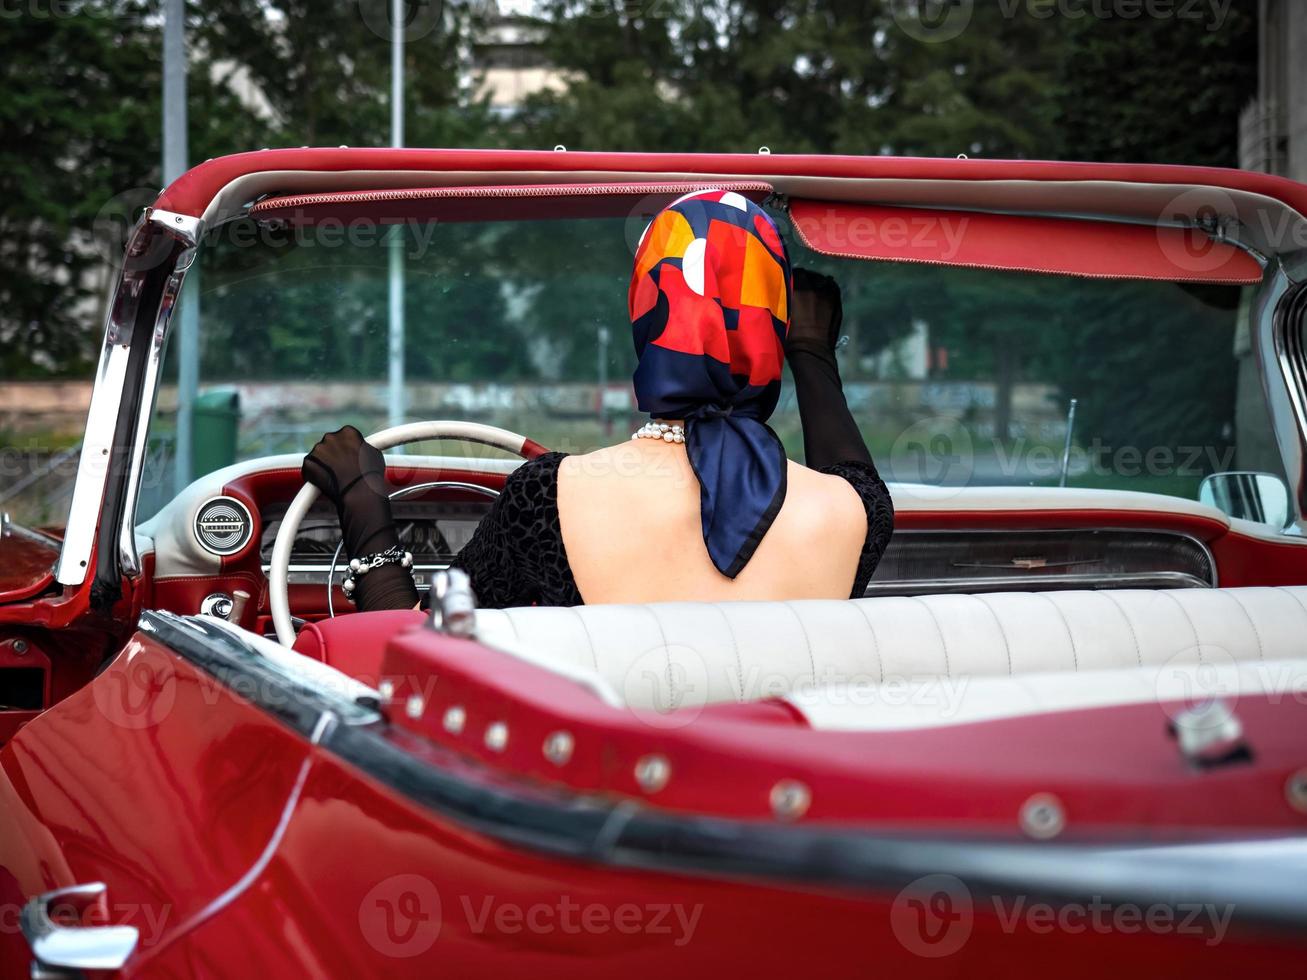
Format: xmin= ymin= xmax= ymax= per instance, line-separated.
xmin=195 ymin=496 xmax=253 ymax=557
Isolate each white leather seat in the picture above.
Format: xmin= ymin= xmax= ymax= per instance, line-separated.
xmin=474 ymin=587 xmax=1307 ymax=728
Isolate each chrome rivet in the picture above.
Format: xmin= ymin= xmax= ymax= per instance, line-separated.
xmin=634 ymin=754 xmax=671 ymax=793
xmin=769 ymin=779 xmax=811 ymax=822
xmin=404 ymin=695 xmax=424 ymax=719
xmin=1020 ymin=793 xmax=1066 ymax=840
xmin=485 ymin=722 xmax=509 ymax=752
xmin=543 ymin=731 xmax=574 ymax=767
xmin=442 ymin=705 xmax=466 ymax=735
xmin=1286 ymin=769 xmax=1307 ymax=815
xmin=11 ymin=639 xmax=28 ymax=656
xmin=1173 ymin=698 xmax=1244 ymax=763
xmin=377 ymin=679 xmax=395 ymax=700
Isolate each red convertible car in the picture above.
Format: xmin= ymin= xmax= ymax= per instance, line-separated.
xmin=3 ymin=148 xmax=1307 ymax=977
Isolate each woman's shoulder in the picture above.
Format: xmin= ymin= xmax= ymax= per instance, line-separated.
xmin=785 ymin=459 xmax=894 ymax=539
xmin=785 ymin=459 xmax=869 ymax=526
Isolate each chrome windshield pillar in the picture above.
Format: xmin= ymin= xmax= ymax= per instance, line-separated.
xmin=55 ymin=208 xmax=202 ymax=587
xmin=1254 ymin=259 xmax=1307 ymax=531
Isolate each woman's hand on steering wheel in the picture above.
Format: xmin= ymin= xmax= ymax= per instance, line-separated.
xmin=302 ymin=424 xmax=388 ymax=512
xmin=304 ymin=425 xmax=400 ymax=553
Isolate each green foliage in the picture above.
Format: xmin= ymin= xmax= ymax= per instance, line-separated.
xmin=0 ymin=1 xmax=160 ymax=378
xmin=0 ymin=0 xmax=1262 ymax=478
xmin=1055 ymin=5 xmax=1258 ymax=167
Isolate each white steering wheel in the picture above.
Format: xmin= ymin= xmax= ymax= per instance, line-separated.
xmin=269 ymin=420 xmax=541 ymax=647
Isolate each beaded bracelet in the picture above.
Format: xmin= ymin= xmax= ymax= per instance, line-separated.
xmin=341 ymin=545 xmax=414 ymax=600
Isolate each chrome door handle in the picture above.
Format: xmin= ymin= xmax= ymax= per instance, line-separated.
xmin=21 ymin=882 xmax=139 ymax=975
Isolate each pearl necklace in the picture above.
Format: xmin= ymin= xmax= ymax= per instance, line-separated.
xmin=631 ymin=421 xmax=685 ymax=444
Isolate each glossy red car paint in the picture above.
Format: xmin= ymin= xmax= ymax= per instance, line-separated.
xmin=153 ymin=147 xmax=1307 ymax=221
xmin=2 ymin=630 xmax=1303 ymax=978
xmin=295 ymin=611 xmax=1307 ymax=834
xmin=790 ymin=199 xmax=1265 ymax=283
xmin=0 ymin=527 xmax=59 ymax=604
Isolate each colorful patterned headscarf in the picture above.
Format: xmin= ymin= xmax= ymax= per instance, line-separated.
xmin=628 ymin=189 xmax=792 ymax=578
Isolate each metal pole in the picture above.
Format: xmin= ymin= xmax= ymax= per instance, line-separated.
xmin=163 ymin=0 xmax=198 ymax=488
xmin=387 ymin=0 xmax=406 ymax=431
xmin=1059 ymin=397 xmax=1078 ymax=488
xmin=597 ymin=325 xmax=610 ymax=434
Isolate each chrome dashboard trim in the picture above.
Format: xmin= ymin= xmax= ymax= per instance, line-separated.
xmin=326 ymin=480 xmax=500 ymax=617
xmin=869 ymin=525 xmax=1219 ymax=593
xmin=863 ymin=571 xmax=1212 ymax=598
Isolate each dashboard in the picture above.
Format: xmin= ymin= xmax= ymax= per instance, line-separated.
xmin=260 ymin=498 xmax=493 ymax=591
xmin=135 ymin=453 xmax=1307 ymax=636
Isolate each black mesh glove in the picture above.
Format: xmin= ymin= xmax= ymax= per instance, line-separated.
xmin=788 ymin=267 xmax=844 ymax=354
xmin=302 ymin=425 xmax=418 ymax=610
xmin=786 ymin=269 xmax=872 ymax=468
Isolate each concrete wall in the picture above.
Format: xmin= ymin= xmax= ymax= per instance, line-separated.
xmin=1242 ymin=0 xmax=1307 ymax=182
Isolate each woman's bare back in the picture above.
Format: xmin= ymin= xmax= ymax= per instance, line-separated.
xmin=558 ymin=440 xmax=867 ymax=604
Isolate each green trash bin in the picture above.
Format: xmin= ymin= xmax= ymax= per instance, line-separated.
xmin=191 ymin=387 xmax=240 ymax=480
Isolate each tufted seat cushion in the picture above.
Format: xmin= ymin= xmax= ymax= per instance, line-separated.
xmin=295 ymin=588 xmax=1307 ymax=727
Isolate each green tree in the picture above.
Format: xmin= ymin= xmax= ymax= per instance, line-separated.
xmin=0 ymin=2 xmax=161 ymax=379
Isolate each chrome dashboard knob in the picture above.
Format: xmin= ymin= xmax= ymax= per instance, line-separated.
xmin=200 ymin=593 xmax=234 ymax=620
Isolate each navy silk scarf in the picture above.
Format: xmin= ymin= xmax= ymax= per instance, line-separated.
xmin=628 ymin=190 xmax=792 ymax=578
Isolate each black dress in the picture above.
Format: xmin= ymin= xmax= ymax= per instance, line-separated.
xmin=443 ymin=451 xmax=891 ymax=607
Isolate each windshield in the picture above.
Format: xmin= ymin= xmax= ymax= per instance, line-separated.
xmin=136 ymin=207 xmax=1279 ymax=524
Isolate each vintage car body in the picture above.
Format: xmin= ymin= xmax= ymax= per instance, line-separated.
xmin=3 ymin=148 xmax=1307 ymax=977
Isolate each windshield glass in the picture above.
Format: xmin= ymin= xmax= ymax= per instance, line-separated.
xmin=136 ymin=208 xmax=1279 ymax=524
